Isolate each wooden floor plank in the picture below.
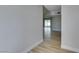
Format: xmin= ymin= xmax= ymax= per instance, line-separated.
xmin=31 ymin=31 xmax=75 ymax=53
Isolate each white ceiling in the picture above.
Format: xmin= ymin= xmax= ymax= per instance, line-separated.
xmin=44 ymin=5 xmax=61 ymax=11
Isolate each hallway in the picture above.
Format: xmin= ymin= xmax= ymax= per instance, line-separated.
xmin=31 ymin=31 xmax=74 ymax=53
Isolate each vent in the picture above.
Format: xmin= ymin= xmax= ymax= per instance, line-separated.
xmin=57 ymin=12 xmax=61 ymax=14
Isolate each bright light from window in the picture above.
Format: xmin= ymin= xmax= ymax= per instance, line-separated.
xmin=45 ymin=20 xmax=51 ymax=27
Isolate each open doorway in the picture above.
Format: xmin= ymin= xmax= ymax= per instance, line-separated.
xmin=43 ymin=5 xmax=61 ymax=48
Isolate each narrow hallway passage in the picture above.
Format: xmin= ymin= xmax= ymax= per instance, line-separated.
xmin=31 ymin=5 xmax=75 ymax=53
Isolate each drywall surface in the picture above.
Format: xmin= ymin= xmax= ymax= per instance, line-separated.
xmin=52 ymin=15 xmax=61 ymax=32
xmin=43 ymin=6 xmax=50 ymax=18
xmin=62 ymin=5 xmax=79 ymax=52
xmin=0 ymin=6 xmax=43 ymax=52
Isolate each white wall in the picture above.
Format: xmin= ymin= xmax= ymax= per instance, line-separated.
xmin=43 ymin=6 xmax=50 ymax=18
xmin=52 ymin=15 xmax=61 ymax=32
xmin=62 ymin=5 xmax=79 ymax=52
xmin=0 ymin=6 xmax=43 ymax=53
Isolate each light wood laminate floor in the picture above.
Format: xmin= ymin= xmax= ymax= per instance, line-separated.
xmin=31 ymin=31 xmax=75 ymax=53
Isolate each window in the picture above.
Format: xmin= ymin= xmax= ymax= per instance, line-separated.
xmin=44 ymin=20 xmax=51 ymax=27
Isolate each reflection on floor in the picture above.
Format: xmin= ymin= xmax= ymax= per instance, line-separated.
xmin=31 ymin=31 xmax=74 ymax=53
xmin=44 ymin=27 xmax=51 ymax=39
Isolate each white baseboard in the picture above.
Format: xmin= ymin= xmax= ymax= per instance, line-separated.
xmin=61 ymin=45 xmax=79 ymax=52
xmin=22 ymin=39 xmax=43 ymax=53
